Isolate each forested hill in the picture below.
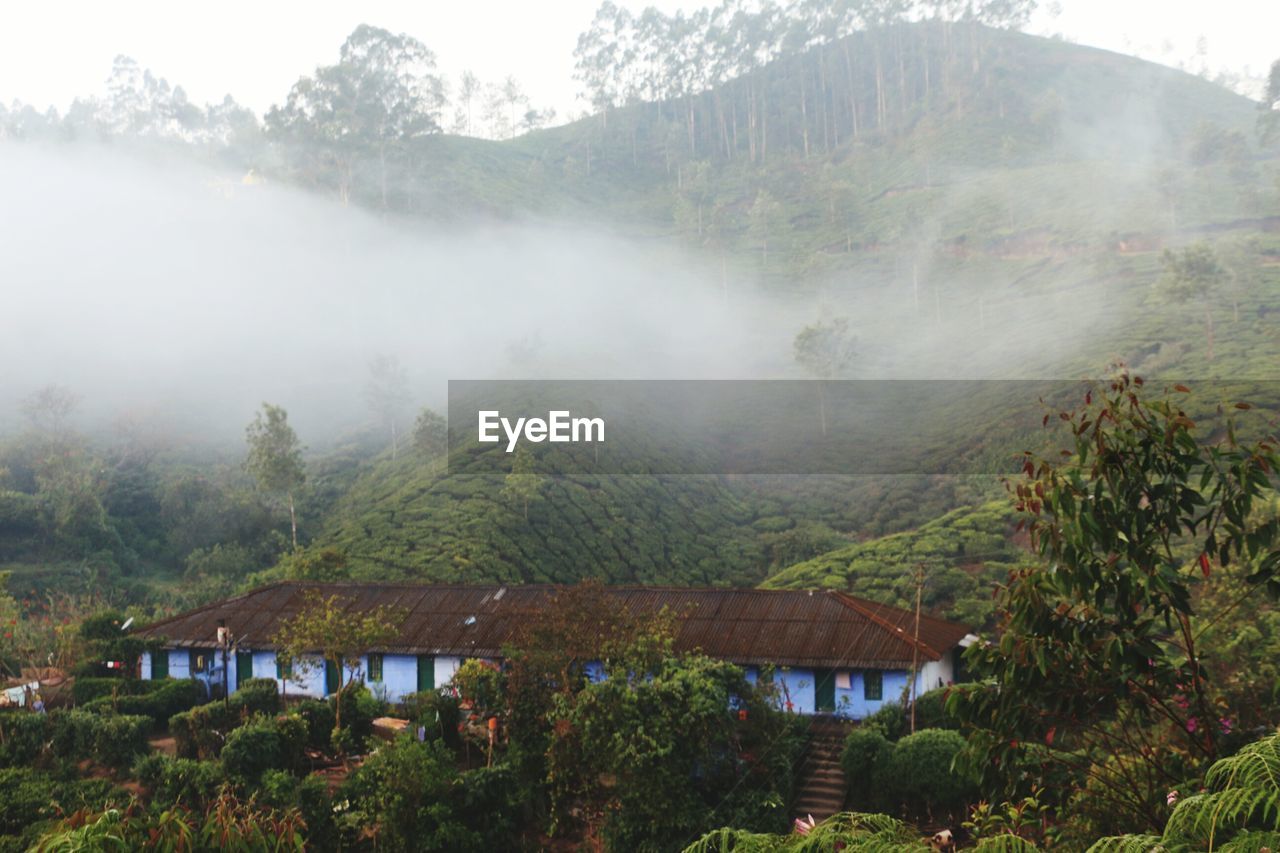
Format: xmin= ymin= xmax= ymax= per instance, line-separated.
xmin=2 ymin=10 xmax=1278 ymax=614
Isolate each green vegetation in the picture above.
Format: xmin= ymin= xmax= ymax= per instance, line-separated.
xmin=766 ymin=501 xmax=1026 ymax=626
xmin=951 ymin=374 xmax=1280 ymax=840
xmin=1 ymin=0 xmax=1279 ymax=848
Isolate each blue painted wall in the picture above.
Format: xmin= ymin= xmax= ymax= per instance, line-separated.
xmin=142 ymin=647 xmax=930 ymax=719
xmin=741 ymin=665 xmax=914 ymax=720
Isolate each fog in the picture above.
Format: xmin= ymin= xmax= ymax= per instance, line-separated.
xmin=0 ymin=143 xmax=792 ymax=442
xmin=0 ymin=133 xmax=1144 ymax=449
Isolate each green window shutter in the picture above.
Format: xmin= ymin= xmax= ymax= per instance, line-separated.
xmin=152 ymin=650 xmax=169 ymax=679
xmin=417 ymin=655 xmax=434 ymax=693
xmin=864 ymin=671 xmax=883 ymax=701
xmin=325 ymin=660 xmax=340 ymax=695
xmin=235 ymin=651 xmax=253 ymax=689
xmin=275 ymin=655 xmax=293 ymax=680
xmin=368 ymin=653 xmax=384 ymax=682
xmin=814 ymin=668 xmax=836 ymax=713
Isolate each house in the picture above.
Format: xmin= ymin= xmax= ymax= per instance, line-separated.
xmin=132 ymin=582 xmax=974 ymax=719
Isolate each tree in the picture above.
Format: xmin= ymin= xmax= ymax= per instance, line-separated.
xmin=365 ymin=355 xmax=411 ymax=459
xmin=793 ymin=317 xmax=857 ymax=435
xmin=278 ymin=547 xmax=350 ymax=582
xmin=499 ymin=581 xmax=677 ymax=828
xmin=500 ymin=76 xmax=527 ymax=140
xmin=951 ymin=374 xmax=1280 ymax=833
xmin=245 ymin=403 xmax=305 ymax=550
xmin=271 ymin=591 xmax=403 ymax=742
xmin=1259 ymin=58 xmax=1280 ymax=146
xmin=500 ymin=445 xmax=544 ymax=522
xmin=748 ymin=188 xmax=785 ymax=264
xmin=266 ymin=25 xmax=445 ymax=206
xmin=1156 ymin=243 xmax=1225 ymax=361
xmin=0 ymin=572 xmax=23 ymax=678
xmin=453 ymin=70 xmax=482 ymax=136
xmin=21 ymin=384 xmax=80 ymax=442
xmin=412 ymin=408 xmax=447 ymax=470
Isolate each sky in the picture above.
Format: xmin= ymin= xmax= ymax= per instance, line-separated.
xmin=0 ymin=0 xmax=1274 ymax=123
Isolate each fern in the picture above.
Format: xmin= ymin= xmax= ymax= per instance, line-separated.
xmin=1217 ymin=830 xmax=1280 ymax=852
xmin=1163 ymin=734 xmax=1280 ymax=847
xmin=972 ymin=835 xmax=1042 ymax=853
xmin=682 ymin=812 xmax=931 ymax=853
xmin=1086 ymin=834 xmax=1171 ymax=853
xmin=682 ymin=826 xmax=783 ymax=852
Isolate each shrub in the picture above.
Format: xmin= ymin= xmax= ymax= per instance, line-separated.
xmin=72 ymin=677 xmax=156 ymax=706
xmin=0 ymin=768 xmax=122 ymax=842
xmin=339 ymin=736 xmax=477 ymax=851
xmin=236 ymin=678 xmax=282 ymax=716
xmin=49 ymin=710 xmax=149 ymax=769
xmin=168 ymin=680 xmax=281 ymax=759
xmin=453 ymin=765 xmax=520 ymax=850
xmin=82 ymin=679 xmax=203 ymax=728
xmin=884 ymin=728 xmax=977 ymax=821
xmin=841 ymin=727 xmax=893 ymax=811
xmin=333 ymin=684 xmax=381 ymax=752
xmin=221 ymin=714 xmax=307 ymax=782
xmin=259 ymin=770 xmax=335 ymax=850
xmin=910 ymin=687 xmax=960 ymax=731
xmin=0 ymin=711 xmax=52 ymax=768
xmin=399 ymin=690 xmax=461 ymax=749
xmin=294 ymin=699 xmax=335 ymax=751
xmin=452 ymin=659 xmax=503 ymax=712
xmin=132 ymin=754 xmax=226 ymax=808
xmin=169 ymin=705 xmax=231 ymax=759
xmin=862 ymin=702 xmax=907 ymax=739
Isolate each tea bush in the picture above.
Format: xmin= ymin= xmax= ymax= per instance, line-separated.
xmin=0 ymin=768 xmax=122 ymax=849
xmin=221 ymin=714 xmax=308 ymax=782
xmin=294 ymin=699 xmax=335 ymax=750
xmin=82 ymin=678 xmax=204 ymax=728
xmin=883 ymin=728 xmax=976 ymax=822
xmin=169 ymin=679 xmax=281 ymax=759
xmin=48 ymin=711 xmax=149 ymax=769
xmin=841 ymin=727 xmax=894 ymax=812
xmin=132 ymin=754 xmax=226 ymax=809
xmin=0 ymin=711 xmax=52 ymax=768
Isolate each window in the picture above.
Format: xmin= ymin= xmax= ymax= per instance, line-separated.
xmin=863 ymin=670 xmax=883 ymax=701
xmin=275 ymin=656 xmax=293 ymax=680
xmin=368 ymin=653 xmax=384 ymax=682
xmin=189 ymin=650 xmax=207 ymax=673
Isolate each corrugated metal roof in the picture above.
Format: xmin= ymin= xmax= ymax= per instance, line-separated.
xmin=135 ymin=582 xmax=970 ymax=669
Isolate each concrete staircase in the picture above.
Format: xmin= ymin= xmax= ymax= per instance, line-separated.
xmin=792 ymin=718 xmax=852 ymax=822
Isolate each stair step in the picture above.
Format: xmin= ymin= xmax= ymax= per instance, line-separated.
xmin=794 ymin=726 xmax=850 ymax=824
xmin=802 ymin=782 xmax=846 ymax=796
xmin=797 ymin=797 xmax=844 ymax=810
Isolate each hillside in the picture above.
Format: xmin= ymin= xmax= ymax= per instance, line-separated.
xmin=762 ymin=500 xmax=1026 ymax=628
xmin=2 ymin=21 xmax=1278 ymax=607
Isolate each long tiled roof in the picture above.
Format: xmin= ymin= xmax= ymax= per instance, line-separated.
xmin=135 ymin=582 xmax=970 ymax=669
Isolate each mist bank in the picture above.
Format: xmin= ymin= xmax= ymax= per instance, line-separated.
xmin=0 ymin=136 xmax=1195 ymax=454
xmin=0 ymin=143 xmax=800 ymax=444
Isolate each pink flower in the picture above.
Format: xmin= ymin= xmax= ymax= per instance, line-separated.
xmin=1167 ymin=790 xmax=1179 ymax=807
xmin=1219 ymin=717 xmax=1233 ymax=734
xmin=794 ymin=815 xmax=817 ymax=836
xmin=1186 ymin=718 xmax=1198 ymax=733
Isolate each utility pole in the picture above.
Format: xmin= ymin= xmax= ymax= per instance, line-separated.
xmin=217 ymin=619 xmax=229 ymax=710
xmin=909 ymin=563 xmax=926 ymax=735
